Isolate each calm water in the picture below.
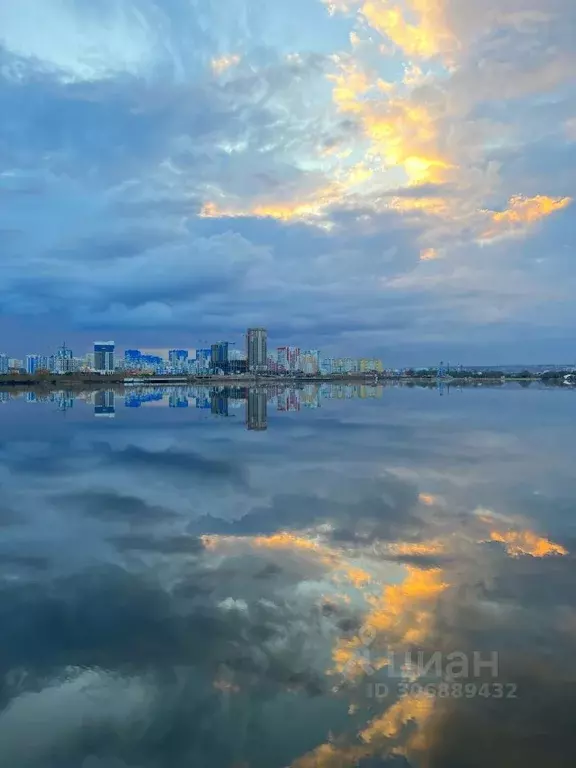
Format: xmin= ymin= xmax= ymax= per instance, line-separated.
xmin=1 ymin=384 xmax=575 ymax=767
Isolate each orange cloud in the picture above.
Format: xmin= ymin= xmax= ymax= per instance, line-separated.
xmin=327 ymin=57 xmax=372 ymax=114
xmin=200 ymin=192 xmax=336 ymax=222
xmin=387 ymin=540 xmax=446 ymax=556
xmin=482 ymin=194 xmax=572 ymax=240
xmin=488 ymin=529 xmax=567 ymax=558
xmin=205 ymin=531 xmax=377 ymax=592
xmin=332 ymin=565 xmax=448 ymax=676
xmin=359 ymin=98 xmax=453 ymax=185
xmin=326 ymin=53 xmax=453 ymax=186
xmin=361 ymin=0 xmax=454 ymax=59
xmin=291 ymin=692 xmax=435 ymax=767
xmin=199 ymin=159 xmax=374 ymax=223
xmin=342 ymin=566 xmax=372 ymax=587
xmin=254 ymin=532 xmax=376 ymax=587
xmin=202 ymin=41 xmax=455 ymax=223
xmin=360 ymin=691 xmax=434 ymax=742
xmin=476 ymin=510 xmax=568 ymax=558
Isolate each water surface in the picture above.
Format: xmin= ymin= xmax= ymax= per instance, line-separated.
xmin=1 ymin=384 xmax=575 ymax=767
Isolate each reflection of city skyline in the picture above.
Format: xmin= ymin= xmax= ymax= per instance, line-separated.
xmin=0 ymin=382 xmax=456 ymax=428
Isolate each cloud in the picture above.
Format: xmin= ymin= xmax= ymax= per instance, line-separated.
xmin=419 ymin=247 xmax=440 ymax=261
xmin=211 ymin=54 xmax=241 ymax=75
xmin=1 ymin=0 xmax=576 ymax=359
xmin=482 ymin=194 xmax=572 ymax=241
xmin=0 ymin=668 xmax=155 ymax=767
xmin=360 ymin=0 xmax=456 ymax=60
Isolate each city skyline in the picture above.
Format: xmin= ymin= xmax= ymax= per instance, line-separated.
xmin=3 ymin=335 xmax=575 ymax=376
xmin=1 ymin=330 xmax=388 ymax=376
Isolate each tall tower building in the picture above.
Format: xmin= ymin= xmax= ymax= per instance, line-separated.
xmin=94 ymin=341 xmax=115 ymax=372
xmin=247 ymin=328 xmax=268 ymax=373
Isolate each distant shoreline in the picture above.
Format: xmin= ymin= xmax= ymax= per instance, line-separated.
xmin=1 ymin=373 xmax=569 ymax=391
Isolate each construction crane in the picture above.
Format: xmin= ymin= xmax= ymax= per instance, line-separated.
xmin=197 ymin=340 xmax=236 ymax=346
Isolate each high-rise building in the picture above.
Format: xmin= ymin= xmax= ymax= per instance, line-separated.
xmin=52 ymin=342 xmax=73 ymax=373
xmin=26 ymin=355 xmax=42 ymax=374
xmin=287 ymin=346 xmax=300 ymax=372
xmin=0 ymin=354 xmax=9 ymax=374
xmin=359 ymin=358 xmax=384 ymax=373
xmin=247 ymin=328 xmax=268 ymax=373
xmin=94 ymin=341 xmax=115 ymax=372
xmin=299 ymin=350 xmax=320 ymax=374
xmin=211 ymin=342 xmax=229 ymax=371
xmin=83 ymin=352 xmax=94 ymax=371
xmin=330 ymin=357 xmax=357 ymax=374
xmin=124 ymin=349 xmax=142 ymax=368
xmin=169 ymin=349 xmax=188 ymax=369
xmin=195 ymin=348 xmax=211 ymax=371
xmin=277 ymin=347 xmax=289 ymax=372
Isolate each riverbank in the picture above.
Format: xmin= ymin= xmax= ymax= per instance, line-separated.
xmin=0 ymin=373 xmax=561 ymax=391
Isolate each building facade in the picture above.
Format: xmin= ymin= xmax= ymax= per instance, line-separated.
xmin=299 ymin=350 xmax=320 ymax=374
xmin=211 ymin=342 xmax=229 ymax=371
xmin=247 ymin=328 xmax=268 ymax=372
xmin=94 ymin=341 xmax=115 ymax=372
xmin=26 ymin=355 xmax=43 ymax=374
xmin=169 ymin=349 xmax=188 ymax=370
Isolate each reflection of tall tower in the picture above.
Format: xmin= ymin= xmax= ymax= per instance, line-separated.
xmin=94 ymin=390 xmax=115 ymax=418
xmin=246 ymin=390 xmax=267 ymax=431
xmin=247 ymin=328 xmax=268 ymax=373
xmin=169 ymin=393 xmax=189 ymax=408
xmin=211 ymin=391 xmax=229 ymax=416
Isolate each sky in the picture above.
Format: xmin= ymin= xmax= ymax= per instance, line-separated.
xmin=1 ymin=0 xmax=575 ymax=365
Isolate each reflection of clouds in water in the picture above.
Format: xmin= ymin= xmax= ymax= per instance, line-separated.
xmin=0 ymin=388 xmax=576 ymax=765
xmin=0 ymin=669 xmax=155 ymax=767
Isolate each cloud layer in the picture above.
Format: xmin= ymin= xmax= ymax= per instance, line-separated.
xmin=1 ymin=0 xmax=575 ymax=361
